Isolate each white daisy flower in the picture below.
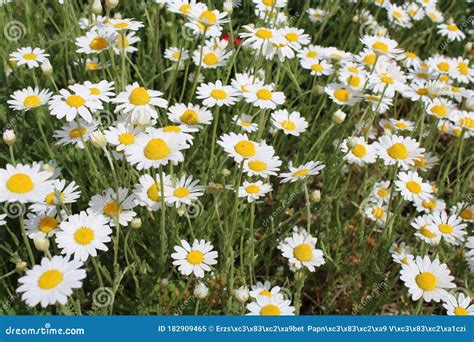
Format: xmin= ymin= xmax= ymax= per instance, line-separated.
xmin=83 ymin=80 xmax=115 ymax=102
xmin=300 ymin=58 xmax=334 ymax=77
xmin=450 ymin=202 xmax=473 ymax=223
xmin=167 ymin=103 xmax=212 ymax=129
xmin=411 ymin=214 xmax=441 ymax=245
xmin=395 ymin=171 xmax=432 ymax=202
xmin=443 ymin=293 xmax=474 ymax=316
xmin=30 ymin=179 xmax=81 ymax=214
xmin=25 ymin=208 xmax=60 ymax=238
xmin=196 ymin=80 xmax=239 ymax=107
xmin=249 ymin=281 xmax=283 ymax=300
xmin=279 ymin=232 xmax=325 ymax=272
xmin=365 ymin=203 xmax=388 ymax=227
xmin=437 ymin=23 xmax=466 ymax=41
xmin=233 ymin=114 xmax=258 ymax=133
xmin=217 ymin=133 xmax=272 ymax=163
xmin=75 ymin=27 xmax=118 ymax=54
xmin=107 ymin=18 xmax=144 ymax=32
xmin=54 ymin=119 xmax=99 ymax=149
xmin=88 ymin=188 xmax=137 ymax=227
xmin=370 ymin=181 xmax=392 ymax=204
xmin=279 ymin=161 xmax=325 ymax=183
xmin=374 ymin=134 xmax=425 ymax=170
xmin=429 ymin=211 xmax=467 ymax=245
xmin=171 ymin=239 xmax=218 ymax=278
xmin=133 ymin=174 xmax=172 ymax=211
xmin=164 ymin=47 xmax=189 ymax=63
xmin=164 ymin=175 xmax=204 ymax=207
xmin=324 ymin=83 xmax=361 ymax=106
xmin=246 ymin=295 xmax=295 ymax=316
xmin=8 ymin=87 xmax=52 ymax=112
xmin=113 ymin=31 xmax=141 ymax=55
xmin=104 ymin=122 xmax=140 ymax=152
xmin=340 ymin=137 xmax=377 ymax=166
xmin=238 ymin=180 xmax=272 ymax=203
xmin=360 ymin=36 xmax=403 ymax=58
xmin=243 ymin=84 xmax=285 ymax=110
xmin=16 ymin=255 xmax=86 ymax=308
xmin=243 ymin=151 xmax=282 ymax=177
xmin=9 ymin=47 xmax=49 ymax=69
xmin=271 ymin=110 xmax=308 ymax=136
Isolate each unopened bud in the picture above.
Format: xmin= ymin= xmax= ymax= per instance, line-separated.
xmin=41 ymin=60 xmax=53 ymax=76
xmin=194 ymin=282 xmax=209 ymax=299
xmin=16 ymin=261 xmax=27 ymax=272
xmin=92 ymin=0 xmax=102 ymax=15
xmin=346 ymin=136 xmax=358 ymax=149
xmin=131 ymin=218 xmax=142 ymax=229
xmin=310 ymin=190 xmax=321 ymax=203
xmin=33 ymin=235 xmax=50 ymax=252
xmin=3 ymin=129 xmax=16 ymax=145
xmin=222 ymin=168 xmax=231 ymax=177
xmin=90 ymin=130 xmax=107 ymax=148
xmin=224 ymin=1 xmax=233 ymax=13
xmin=333 ymin=109 xmax=347 ymax=124
xmin=464 ymin=42 xmax=472 ymax=53
xmin=106 ymin=0 xmax=119 ymax=10
xmin=234 ymin=286 xmax=249 ymax=303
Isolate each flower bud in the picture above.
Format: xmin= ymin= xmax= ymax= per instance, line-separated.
xmin=222 ymin=168 xmax=231 ymax=177
xmin=33 ymin=235 xmax=50 ymax=252
xmin=465 ymin=42 xmax=472 ymax=53
xmin=92 ymin=0 xmax=102 ymax=14
xmin=90 ymin=130 xmax=107 ymax=148
xmin=133 ymin=111 xmax=152 ymax=127
xmin=3 ymin=129 xmax=16 ymax=146
xmin=223 ymin=1 xmax=233 ymax=13
xmin=466 ymin=96 xmax=474 ymax=111
xmin=160 ymin=278 xmax=169 ymax=287
xmin=106 ymin=0 xmax=119 ymax=10
xmin=313 ymin=85 xmax=324 ymax=95
xmin=332 ymin=109 xmax=346 ymax=124
xmin=41 ymin=60 xmax=53 ymax=76
xmin=16 ymin=261 xmax=27 ymax=272
xmin=310 ymin=190 xmax=321 ymax=203
xmin=193 ymin=282 xmax=209 ymax=299
xmin=131 ymin=218 xmax=142 ymax=229
xmin=234 ymin=286 xmax=249 ymax=303
xmin=41 ymin=163 xmax=55 ymax=173
xmin=346 ymin=136 xmax=358 ymax=149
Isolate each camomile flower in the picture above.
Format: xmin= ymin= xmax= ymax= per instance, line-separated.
xmin=125 ymin=130 xmax=189 ymax=169
xmin=217 ymin=133 xmax=272 ymax=163
xmin=466 ymin=237 xmax=474 ymax=272
xmin=164 ymin=175 xmax=204 ymax=207
xmin=8 ymin=87 xmax=52 ymax=112
xmin=167 ymin=103 xmax=212 ymax=129
xmin=338 ymin=63 xmax=366 ymax=89
xmin=443 ymin=293 xmax=474 ymax=316
xmin=164 ymin=47 xmax=189 ymax=63
xmin=133 ymin=174 xmax=172 ymax=211
xmin=374 ymin=134 xmax=424 ymax=170
xmin=298 ymin=44 xmax=325 ymax=61
xmin=395 ymin=171 xmax=432 ymax=202
xmin=249 ymin=281 xmax=282 ymax=300
xmin=365 ymin=203 xmax=388 ymax=227
xmin=238 ymin=180 xmax=272 ymax=203
xmin=370 ymin=181 xmax=391 ymax=204
xmin=171 ymin=239 xmax=218 ymax=278
xmin=167 ymin=0 xmax=198 ymax=15
xmin=414 ymin=196 xmax=446 ymax=214
xmin=271 ymin=110 xmax=308 ymax=136
xmin=322 ymin=47 xmax=352 ymax=63
xmin=280 ymin=161 xmax=325 ymax=183
xmin=307 ymin=8 xmax=326 ymax=23
xmin=390 ymin=119 xmax=414 ymax=132
xmin=398 ymin=50 xmax=422 ymax=69
xmin=107 ymin=18 xmax=144 ymax=32
xmin=429 ymin=211 xmax=467 ymax=245
xmin=54 ymin=119 xmax=99 ymax=149
xmin=427 ymin=56 xmax=455 ymax=76
xmin=252 ymin=0 xmax=286 ymax=11
xmin=0 ymin=163 xmax=53 ymax=204
xmin=233 ymin=114 xmax=258 ymax=133
xmin=9 ymin=47 xmax=49 ymax=68
xmin=192 ymin=46 xmax=230 ymax=69
xmin=356 ymin=48 xmax=378 ymax=68
xmin=16 ymin=256 xmax=86 ymax=308
xmin=437 ymin=23 xmax=465 ymax=41
xmin=400 ymin=255 xmax=455 ymax=302
xmin=112 ymin=82 xmax=168 ymax=120
xmin=279 ymin=232 xmax=325 ymax=272
xmin=76 ymin=27 xmax=118 ymax=54
xmin=390 ymin=242 xmax=414 ymax=265
xmin=300 ymin=58 xmax=334 ymax=77
xmin=243 ymin=84 xmax=285 ymax=110
xmin=247 ymin=295 xmax=295 ymax=316
xmin=49 ymin=84 xmax=103 ymax=123
xmin=324 ymin=83 xmax=361 ymax=106
xmin=56 ymin=211 xmax=112 ymax=261
xmin=411 ymin=214 xmax=441 ymax=245
xmin=364 ymin=94 xmax=393 ymax=114
xmin=184 ymin=4 xmax=226 ymax=38
xmin=452 ymin=57 xmax=473 ymax=84
xmin=280 ymin=27 xmax=310 ymax=51
xmin=426 ymin=97 xmax=455 ymax=119
xmin=104 ymin=123 xmax=140 ymax=152
xmin=231 ymin=72 xmax=264 ymax=95
xmin=369 ymin=61 xmax=407 ymax=97
xmin=340 ymin=137 xmax=377 ymax=166
xmin=387 ymin=4 xmax=411 ymax=28
xmin=243 ymin=151 xmax=281 ymax=177
xmin=360 ymin=36 xmax=403 ymax=58
xmin=30 ymin=179 xmax=81 ymax=214
xmin=88 ymin=188 xmax=137 ymax=227
xmin=113 ymin=31 xmax=141 ymax=54
xmin=196 ymin=80 xmax=239 ymax=107
xmin=83 ymin=80 xmax=115 ymax=103
xmin=25 ymin=208 xmax=60 ymax=238
xmin=451 ymin=111 xmax=474 ymax=132
xmin=450 ymin=202 xmax=473 ymax=223
xmin=85 ymin=57 xmax=104 ymax=71
xmin=239 ymin=25 xmax=286 ymax=51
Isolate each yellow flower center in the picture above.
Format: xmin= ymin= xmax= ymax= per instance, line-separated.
xmin=438 ymin=223 xmax=453 ymax=234
xmin=378 ymin=188 xmax=389 ymax=198
xmin=178 ymin=4 xmax=191 ymax=14
xmin=210 ymin=89 xmax=227 ymax=100
xmin=363 ymin=54 xmax=376 ymax=65
xmin=248 ymin=160 xmax=267 ymax=172
xmin=406 ymin=51 xmax=417 ymax=59
xmin=458 ymin=62 xmax=468 ymax=75
xmin=234 ymin=140 xmax=255 ymax=158
xmin=45 ymin=192 xmax=65 ymax=205
xmin=372 ymin=207 xmax=385 ymax=219
xmin=259 ymin=289 xmax=272 ymax=297
xmin=256 ymin=89 xmax=272 ymax=100
xmin=262 ymin=0 xmax=274 ymax=6
xmin=414 ymin=156 xmax=426 ymax=168
xmin=162 ymin=125 xmax=180 ymax=133
xmin=118 ymin=133 xmax=135 ymax=145
xmin=256 ymin=28 xmax=273 ymax=39
xmin=285 ymin=32 xmax=298 ymax=42
xmin=89 ymin=87 xmax=100 ymax=95
xmin=69 ymin=127 xmax=86 ymax=139
xmin=186 ymin=250 xmax=204 ymax=265
xmin=460 ymin=208 xmax=473 ymax=220
xmin=306 ymin=51 xmax=318 ymax=58
xmin=203 ymin=53 xmax=218 ymax=66
xmin=38 ymin=216 xmax=58 ymax=233
xmin=23 ymin=95 xmax=41 ymax=108
xmin=172 ymin=52 xmax=181 ymax=60
xmin=293 ymin=243 xmax=313 ymax=262
xmin=447 ymin=24 xmax=458 ymax=32
xmin=66 ymin=95 xmax=85 ymax=108
xmin=23 ymin=53 xmax=37 ymax=60
xmin=437 ymin=62 xmax=450 ymax=72
xmin=395 ymin=122 xmax=407 ymax=129
xmin=459 ymin=117 xmax=474 ymax=129
xmin=406 ymin=181 xmax=422 ymax=194
xmin=431 ymin=105 xmax=447 ymax=118
xmin=371 ymin=41 xmax=388 ymax=53
xmin=114 ymin=22 xmax=129 ymax=29
xmin=454 ymin=307 xmax=468 ymax=316
xmin=293 ymin=168 xmax=309 ymax=177
xmin=104 ymin=201 xmax=120 ymax=217
xmin=260 ymin=304 xmax=281 ymax=316
xmin=129 ymin=87 xmax=150 ymax=106
xmin=144 ymin=138 xmax=170 ymax=160
xmin=74 ymin=226 xmax=95 ymax=245
xmin=147 ymin=183 xmax=160 ymax=202
xmin=392 ymin=11 xmax=402 ymax=19
xmin=6 ymin=173 xmax=33 ymax=194
xmin=351 ymin=144 xmax=366 ymax=158
xmin=245 ymin=185 xmax=261 ymax=194
xmin=381 ymin=74 xmax=394 ymax=84
xmin=416 ymin=88 xmax=428 ymax=96
xmin=420 ymin=225 xmax=436 ymax=238
xmin=334 ymin=88 xmax=349 ymax=102
xmin=89 ymin=37 xmax=109 ymax=50
xmin=86 ymin=62 xmax=100 ymax=70
xmin=311 ymin=64 xmax=324 ymax=72
xmin=174 ymin=187 xmax=190 ymax=198
xmin=415 ymin=272 xmax=437 ymax=291
xmin=281 ymin=120 xmax=296 ymax=131
xmin=199 ymin=10 xmax=217 ymax=25
xmin=387 ymin=143 xmax=408 ymax=160
xmin=422 ymin=200 xmax=436 ymax=209
xmin=118 ymin=36 xmax=129 ymax=49
xmin=38 ymin=270 xmax=63 ymax=290
xmin=180 ymin=109 xmax=199 ymax=125
xmin=348 ymin=76 xmax=360 ymax=88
